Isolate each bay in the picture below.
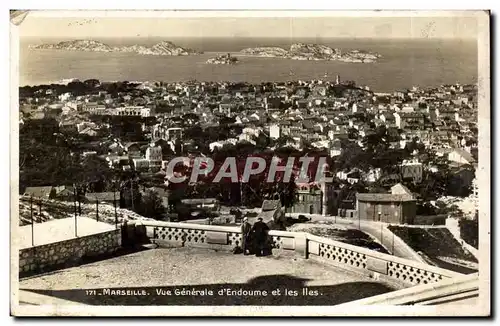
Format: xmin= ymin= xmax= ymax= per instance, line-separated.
xmin=19 ymin=37 xmax=477 ymax=92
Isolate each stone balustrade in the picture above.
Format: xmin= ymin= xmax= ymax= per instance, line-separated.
xmin=138 ymin=220 xmax=463 ymax=288
xmin=338 ymin=272 xmax=479 ymax=306
xmin=306 ymin=233 xmax=461 ymax=287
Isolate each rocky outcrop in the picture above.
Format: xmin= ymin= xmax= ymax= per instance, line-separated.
xmin=30 ymin=40 xmax=113 ymax=52
xmin=240 ymin=43 xmax=381 ymax=63
xmin=240 ymin=47 xmax=288 ymax=57
xmin=289 ymin=43 xmax=337 ymax=58
xmin=30 ymin=39 xmax=201 ymax=56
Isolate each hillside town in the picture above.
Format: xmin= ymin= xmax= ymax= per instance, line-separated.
xmin=19 ymin=77 xmax=478 ymax=237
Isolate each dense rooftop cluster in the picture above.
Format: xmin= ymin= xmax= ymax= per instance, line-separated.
xmin=19 ymin=77 xmax=479 ymax=221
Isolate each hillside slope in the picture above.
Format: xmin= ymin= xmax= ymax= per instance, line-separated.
xmin=387 ymin=225 xmax=478 ymax=274
xmin=18 ymin=196 xmax=152 ymax=226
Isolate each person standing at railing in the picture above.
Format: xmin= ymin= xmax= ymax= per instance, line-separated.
xmin=251 ymin=217 xmax=270 ymax=257
xmin=241 ymin=217 xmax=252 ymax=255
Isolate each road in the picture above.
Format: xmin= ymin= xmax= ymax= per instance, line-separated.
xmin=287 ymin=213 xmax=427 ymax=263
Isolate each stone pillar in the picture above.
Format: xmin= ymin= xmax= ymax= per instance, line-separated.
xmin=321 ymin=182 xmax=328 ymax=216
xmin=295 ymin=234 xmax=308 ymax=258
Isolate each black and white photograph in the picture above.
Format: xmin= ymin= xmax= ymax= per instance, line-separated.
xmin=9 ymin=10 xmax=490 ymax=316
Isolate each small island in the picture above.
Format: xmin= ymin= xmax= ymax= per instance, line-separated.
xmin=240 ymin=43 xmax=381 ymax=63
xmin=29 ymin=39 xmax=202 ymax=56
xmin=206 ymin=53 xmax=239 ymax=65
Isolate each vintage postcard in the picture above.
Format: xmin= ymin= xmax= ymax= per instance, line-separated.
xmin=10 ymin=10 xmax=490 ymax=317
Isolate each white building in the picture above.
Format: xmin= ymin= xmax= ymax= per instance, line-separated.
xmin=132 ymin=158 xmax=150 ymax=171
xmin=145 ymin=144 xmax=162 ymax=161
xmin=166 ymin=127 xmax=183 ymax=140
xmin=115 ymin=106 xmax=153 ymax=117
xmin=58 ymin=92 xmax=72 ymax=102
xmin=363 ymin=168 xmax=382 ymax=183
xmin=141 ymin=108 xmax=153 ymax=117
xmin=393 ymin=112 xmax=402 ymax=128
xmin=400 ymin=159 xmax=423 ymax=183
xmin=209 ymin=141 xmax=225 ymax=152
xmin=269 ymin=124 xmax=280 ymax=139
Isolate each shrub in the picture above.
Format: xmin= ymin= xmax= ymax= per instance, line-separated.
xmin=459 ymin=218 xmax=478 ymax=249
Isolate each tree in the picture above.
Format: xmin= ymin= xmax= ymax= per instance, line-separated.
xmin=75 ymin=155 xmax=114 ymax=193
xmin=120 ymin=178 xmax=142 ymax=211
xmin=459 ymin=218 xmax=478 ymax=249
xmin=138 ymin=190 xmax=166 ymax=220
xmin=84 ymin=79 xmax=101 ymax=88
xmin=281 ymin=174 xmax=298 ymax=209
xmin=275 ymin=135 xmax=294 ymax=148
xmin=347 ymin=128 xmax=359 ymax=140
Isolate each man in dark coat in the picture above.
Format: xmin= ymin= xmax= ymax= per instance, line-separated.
xmin=241 ymin=217 xmax=252 ymax=255
xmin=251 ymin=217 xmax=270 ymax=257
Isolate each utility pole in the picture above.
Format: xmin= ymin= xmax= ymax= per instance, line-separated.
xmin=73 ymin=187 xmax=77 ymax=218
xmin=78 ymin=186 xmax=82 ymax=215
xmin=392 ymin=227 xmax=395 ymax=255
xmin=30 ymin=196 xmax=34 ymax=247
xmin=114 ymin=188 xmax=118 ymax=229
xmin=73 ymin=187 xmax=78 ymax=238
xmin=130 ymin=179 xmax=135 ymax=211
xmin=380 ymin=221 xmax=383 ymax=247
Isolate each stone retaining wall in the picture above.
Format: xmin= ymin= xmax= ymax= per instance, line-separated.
xmin=19 ymin=229 xmax=121 ymax=275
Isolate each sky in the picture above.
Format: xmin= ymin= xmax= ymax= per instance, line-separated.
xmin=17 ymin=11 xmax=479 ymax=39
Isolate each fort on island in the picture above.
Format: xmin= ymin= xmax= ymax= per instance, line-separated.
xmin=206 ymin=53 xmax=239 ymax=65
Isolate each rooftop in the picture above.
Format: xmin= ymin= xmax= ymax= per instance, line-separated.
xmin=23 ymin=186 xmax=54 ymax=198
xmin=356 ymin=193 xmax=416 ymax=203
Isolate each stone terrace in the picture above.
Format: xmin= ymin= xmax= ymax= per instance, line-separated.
xmin=19 ymin=247 xmax=396 ymax=306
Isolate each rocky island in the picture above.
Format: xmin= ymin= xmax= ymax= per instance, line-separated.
xmin=240 ymin=43 xmax=381 ymax=63
xmin=206 ymin=53 xmax=239 ymax=65
xmin=29 ymin=39 xmax=202 ymax=56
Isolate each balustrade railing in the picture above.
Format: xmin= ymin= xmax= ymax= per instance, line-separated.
xmin=136 ymin=220 xmax=464 ymax=288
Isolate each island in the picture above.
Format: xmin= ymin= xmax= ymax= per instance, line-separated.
xmin=206 ymin=53 xmax=239 ymax=65
xmin=240 ymin=43 xmax=381 ymax=63
xmin=29 ymin=39 xmax=202 ymax=56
